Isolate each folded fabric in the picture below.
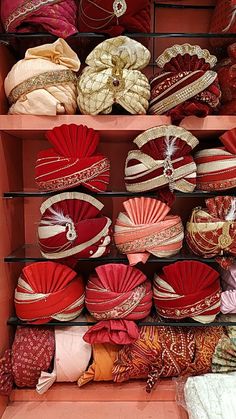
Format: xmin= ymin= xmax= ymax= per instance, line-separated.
xmin=186 ymin=196 xmax=236 ymax=258
xmin=149 ymin=44 xmax=221 ymax=123
xmin=4 ymin=38 xmax=80 ymax=115
xmin=0 ymin=327 xmax=55 ymax=395
xmin=221 ymin=264 xmax=236 ymax=290
xmin=77 ymin=36 xmax=151 ymax=115
xmin=212 ymin=324 xmax=236 ymax=373
xmin=78 ymin=0 xmax=151 ymax=36
xmin=83 ymin=319 xmax=139 ymax=345
xmin=38 ymin=192 xmax=112 ymax=264
xmin=35 ymin=124 xmax=110 ymax=193
xmin=153 ymin=261 xmax=221 ymax=323
xmin=14 ymin=261 xmax=85 ymax=324
xmin=125 ymin=125 xmax=198 ymax=193
xmin=1 ymin=0 xmax=78 ymax=37
xmin=209 ymin=0 xmax=236 ymax=48
xmin=221 ymin=290 xmax=236 ymax=313
xmin=114 ymin=197 xmax=184 ymax=265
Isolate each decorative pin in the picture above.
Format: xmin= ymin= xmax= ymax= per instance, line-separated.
xmin=113 ymin=0 xmax=127 ymax=18
xmin=66 ymin=222 xmax=77 ymax=241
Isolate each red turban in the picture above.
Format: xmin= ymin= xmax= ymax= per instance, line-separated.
xmin=0 ymin=327 xmax=55 ymax=395
xmin=209 ymin=0 xmax=236 ymax=48
xmin=153 ymin=261 xmax=221 ymax=323
xmin=149 ymin=44 xmax=221 ymax=123
xmin=35 ymin=124 xmax=110 ymax=193
xmin=38 ymin=192 xmax=112 ymax=264
xmin=125 ymin=125 xmax=198 ymax=193
xmin=186 ymin=196 xmax=236 ymax=258
xmin=15 ymin=261 xmax=85 ymax=324
xmin=84 ymin=264 xmax=152 ymax=344
xmin=217 ymin=44 xmax=236 ymax=115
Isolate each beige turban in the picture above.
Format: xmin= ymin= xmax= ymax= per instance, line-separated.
xmin=4 ymin=38 xmax=80 ymax=115
xmin=77 ymin=36 xmax=151 ymax=115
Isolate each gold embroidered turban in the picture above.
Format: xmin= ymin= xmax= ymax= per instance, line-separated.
xmin=77 ymin=36 xmax=151 ymax=115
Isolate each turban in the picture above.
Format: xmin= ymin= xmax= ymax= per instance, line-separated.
xmin=209 ymin=0 xmax=236 ymax=48
xmin=84 ymin=264 xmax=152 ymax=344
xmin=153 ymin=261 xmax=221 ymax=323
xmin=77 ymin=36 xmax=151 ymax=115
xmin=14 ymin=261 xmax=85 ymax=324
xmin=195 ymin=128 xmax=236 ymax=191
xmin=186 ymin=196 xmax=236 ymax=258
xmin=4 ymin=38 xmax=80 ymax=115
xmin=217 ymin=44 xmax=236 ymax=115
xmin=0 ymin=327 xmax=55 ymax=395
xmin=78 ymin=0 xmax=151 ymax=36
xmin=38 ymin=192 xmax=112 ymax=263
xmin=114 ymin=197 xmax=184 ymax=265
xmin=35 ymin=124 xmax=110 ymax=193
xmin=221 ymin=264 xmax=236 ymax=290
xmin=149 ymin=44 xmax=221 ymax=123
xmin=37 ymin=316 xmax=91 ymax=394
xmin=1 ymin=0 xmax=78 ymax=37
xmin=125 ymin=125 xmax=198 ymax=193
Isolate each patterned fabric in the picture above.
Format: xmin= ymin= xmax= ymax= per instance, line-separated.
xmin=35 ymin=124 xmax=110 ymax=193
xmin=77 ymin=36 xmax=151 ymax=115
xmin=114 ymin=197 xmax=184 ymax=265
xmin=212 ymin=325 xmax=236 ymax=372
xmin=209 ymin=0 xmax=236 ymax=48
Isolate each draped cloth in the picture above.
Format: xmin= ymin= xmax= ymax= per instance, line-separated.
xmin=186 ymin=196 xmax=236 ymax=258
xmin=153 ymin=261 xmax=221 ymax=323
xmin=125 ymin=125 xmax=198 ymax=194
xmin=38 ymin=192 xmax=112 ymax=265
xmin=14 ymin=261 xmax=85 ymax=324
xmin=35 ymin=124 xmax=110 ymax=193
xmin=4 ymin=38 xmax=80 ymax=115
xmin=0 ymin=327 xmax=55 ymax=395
xmin=84 ymin=264 xmax=153 ymax=344
xmin=77 ymin=36 xmax=151 ymax=115
xmin=1 ymin=0 xmax=78 ymax=37
xmin=209 ymin=0 xmax=236 ymax=48
xmin=114 ymin=197 xmax=184 ymax=265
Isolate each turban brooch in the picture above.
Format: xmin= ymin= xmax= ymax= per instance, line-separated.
xmin=77 ymin=36 xmax=151 ymax=115
xmin=209 ymin=0 xmax=236 ymax=48
xmin=114 ymin=197 xmax=184 ymax=265
xmin=0 ymin=327 xmax=55 ymax=395
xmin=125 ymin=125 xmax=199 ymax=193
xmin=35 ymin=124 xmax=110 ymax=193
xmin=14 ymin=261 xmax=85 ymax=324
xmin=195 ymin=128 xmax=236 ymax=191
xmin=186 ymin=196 xmax=236 ymax=258
xmin=38 ymin=192 xmax=112 ymax=263
xmin=84 ymin=264 xmax=152 ymax=345
xmin=153 ymin=261 xmax=221 ymax=323
xmin=149 ymin=44 xmax=221 ymax=123
xmin=4 ymin=38 xmax=80 ymax=115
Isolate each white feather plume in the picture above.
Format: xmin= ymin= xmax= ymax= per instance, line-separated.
xmin=222 ymin=8 xmax=236 ymax=32
xmin=164 ymin=135 xmax=178 ymax=159
xmin=226 ymin=198 xmax=236 ymax=221
xmin=40 ymin=207 xmax=73 ymax=226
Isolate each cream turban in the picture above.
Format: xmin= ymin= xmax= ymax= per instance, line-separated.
xmin=77 ymin=36 xmax=151 ymax=115
xmin=5 ymin=38 xmax=80 ymax=115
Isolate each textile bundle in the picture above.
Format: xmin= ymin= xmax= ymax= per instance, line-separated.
xmin=77 ymin=36 xmax=151 ymax=115
xmin=84 ymin=264 xmax=153 ymax=345
xmin=1 ymin=0 xmax=78 ymax=37
xmin=4 ymin=38 xmax=80 ymax=115
xmin=114 ymin=197 xmax=184 ymax=265
xmin=14 ymin=261 xmax=85 ymax=324
xmin=125 ymin=125 xmax=198 ymax=193
xmin=149 ymin=44 xmax=221 ymax=123
xmin=38 ymin=192 xmax=112 ymax=264
xmin=35 ymin=124 xmax=110 ymax=193
xmin=209 ymin=0 xmax=236 ymax=48
xmin=186 ymin=196 xmax=236 ymax=258
xmin=153 ymin=261 xmax=221 ymax=323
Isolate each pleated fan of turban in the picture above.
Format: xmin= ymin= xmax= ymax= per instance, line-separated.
xmin=84 ymin=264 xmax=153 ymax=345
xmin=35 ymin=124 xmax=110 ymax=192
xmin=4 ymin=38 xmax=80 ymax=115
xmin=14 ymin=261 xmax=85 ymax=324
xmin=38 ymin=192 xmax=112 ymax=264
xmin=114 ymin=197 xmax=184 ymax=265
xmin=186 ymin=196 xmax=236 ymax=258
xmin=153 ymin=261 xmax=221 ymax=323
xmin=77 ymin=36 xmax=151 ymax=115
xmin=125 ymin=125 xmax=199 ymax=193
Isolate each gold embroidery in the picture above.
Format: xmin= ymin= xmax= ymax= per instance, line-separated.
xmin=156 ymin=44 xmax=217 ymax=69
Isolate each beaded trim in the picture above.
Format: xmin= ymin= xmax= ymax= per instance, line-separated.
xmin=156 ymin=44 xmax=217 ymax=69
xmin=8 ymin=70 xmax=77 ymax=105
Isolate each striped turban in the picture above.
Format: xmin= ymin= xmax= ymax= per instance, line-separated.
xmin=84 ymin=264 xmax=152 ymax=345
xmin=15 ymin=261 xmax=85 ymax=324
xmin=114 ymin=197 xmax=184 ymax=265
xmin=125 ymin=125 xmax=198 ymax=193
xmin=153 ymin=261 xmax=221 ymax=323
xmin=35 ymin=124 xmax=110 ymax=193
